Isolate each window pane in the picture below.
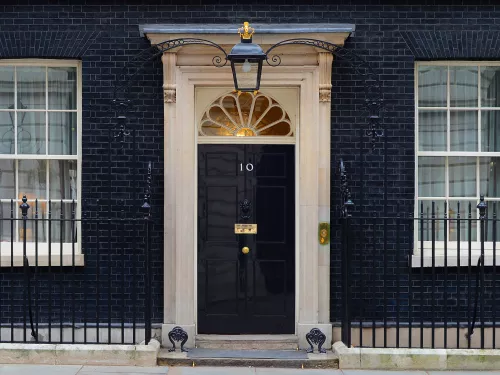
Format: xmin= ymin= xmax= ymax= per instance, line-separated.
xmin=418 ymin=66 xmax=447 ymax=107
xmin=481 ymin=110 xmax=500 ymax=151
xmin=48 ymin=112 xmax=77 ymax=155
xmin=0 ymin=202 xmax=14 ymax=243
xmin=18 ymin=112 xmax=45 ymax=154
xmin=418 ymin=156 xmax=445 ymax=197
xmin=0 ymin=111 xmax=14 ymax=154
xmin=50 ymin=202 xmax=76 ymax=243
xmin=450 ymin=110 xmax=478 ymax=151
xmin=486 ymin=201 xmax=500 ymax=242
xmin=481 ymin=67 xmax=500 ymax=107
xmin=448 ymin=200 xmax=477 ymax=242
xmin=449 ymin=157 xmax=476 ymax=197
xmin=480 ymin=156 xmax=500 ymax=197
xmin=49 ymin=160 xmax=77 ymax=200
xmin=19 ymin=199 xmax=47 ymax=244
xmin=418 ymin=200 xmax=446 ymax=241
xmin=450 ymin=66 xmax=478 ymax=107
xmin=17 ymin=67 xmax=45 ymax=110
xmin=48 ymin=67 xmax=77 ymax=110
xmin=0 ymin=160 xmax=15 ymax=198
xmin=0 ymin=67 xmax=14 ymax=109
xmin=418 ymin=110 xmax=446 ymax=151
xmin=18 ymin=160 xmax=46 ymax=200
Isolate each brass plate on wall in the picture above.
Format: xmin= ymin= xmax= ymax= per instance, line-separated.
xmin=235 ymin=224 xmax=257 ymax=234
xmin=319 ymin=222 xmax=330 ymax=245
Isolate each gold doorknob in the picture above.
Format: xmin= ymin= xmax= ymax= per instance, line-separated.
xmin=242 ymin=246 xmax=250 ymax=254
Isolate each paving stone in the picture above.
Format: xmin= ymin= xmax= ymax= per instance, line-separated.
xmin=341 ymin=371 xmax=427 ymax=375
xmin=166 ymin=367 xmax=254 ymax=375
xmin=78 ymin=366 xmax=168 ymax=374
xmin=0 ymin=364 xmax=82 ymax=375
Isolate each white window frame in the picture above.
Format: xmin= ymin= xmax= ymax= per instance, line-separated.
xmin=414 ymin=61 xmax=500 ymax=267
xmin=0 ymin=59 xmax=83 ymax=267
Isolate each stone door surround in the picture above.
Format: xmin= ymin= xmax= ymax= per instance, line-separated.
xmin=140 ymin=23 xmax=354 ymax=349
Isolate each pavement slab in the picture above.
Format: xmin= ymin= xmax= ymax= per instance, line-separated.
xmin=0 ymin=364 xmax=82 ymax=375
xmin=341 ymin=372 xmax=427 ymax=375
xmin=77 ymin=366 xmax=169 ymax=374
xmin=165 ymin=367 xmax=254 ymax=375
xmin=256 ymin=369 xmax=341 ymax=374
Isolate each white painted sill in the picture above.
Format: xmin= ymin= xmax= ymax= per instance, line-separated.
xmin=412 ymin=242 xmax=500 ymax=267
xmin=0 ymin=242 xmax=84 ymax=267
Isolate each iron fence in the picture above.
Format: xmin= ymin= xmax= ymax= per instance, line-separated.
xmin=0 ymin=196 xmax=153 ymax=345
xmin=338 ymin=196 xmax=500 ymax=349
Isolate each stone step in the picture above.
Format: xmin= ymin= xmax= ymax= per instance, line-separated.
xmin=195 ymin=334 xmax=298 ymax=350
xmin=157 ymin=348 xmax=339 ymax=369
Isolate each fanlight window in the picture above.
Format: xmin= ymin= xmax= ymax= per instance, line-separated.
xmin=199 ymin=92 xmax=293 ymax=137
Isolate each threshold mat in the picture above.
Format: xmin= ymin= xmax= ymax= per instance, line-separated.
xmin=187 ymin=348 xmax=308 ymax=359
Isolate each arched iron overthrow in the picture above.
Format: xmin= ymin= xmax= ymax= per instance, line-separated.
xmin=112 ymin=37 xmax=383 ymax=148
xmin=113 ymin=38 xmax=228 ymax=102
xmin=265 ymin=38 xmax=384 ymax=150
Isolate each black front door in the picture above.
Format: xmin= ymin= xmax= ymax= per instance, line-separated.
xmin=197 ymin=144 xmax=295 ymax=334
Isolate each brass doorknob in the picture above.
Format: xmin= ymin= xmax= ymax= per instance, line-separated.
xmin=242 ymin=246 xmax=250 ymax=254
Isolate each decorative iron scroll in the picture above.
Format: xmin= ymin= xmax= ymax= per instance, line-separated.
xmin=168 ymin=326 xmax=189 ymax=352
xmin=113 ymin=35 xmax=384 ymax=149
xmin=338 ymin=159 xmax=354 ymax=218
xmin=305 ymin=327 xmax=327 ymax=354
xmin=265 ymin=38 xmax=384 ymax=150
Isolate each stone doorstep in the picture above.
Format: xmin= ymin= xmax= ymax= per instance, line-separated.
xmin=333 ymin=341 xmax=500 ymax=370
xmin=194 ymin=334 xmax=299 ymax=350
xmin=0 ymin=339 xmax=160 ymax=366
xmin=157 ymin=349 xmax=339 ymax=369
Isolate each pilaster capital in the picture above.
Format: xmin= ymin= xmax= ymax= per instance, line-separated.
xmin=318 ymin=52 xmax=334 ymax=102
xmin=162 ymin=53 xmax=177 ymax=104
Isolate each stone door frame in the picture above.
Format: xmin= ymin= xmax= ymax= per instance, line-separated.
xmin=143 ymin=25 xmax=352 ymax=349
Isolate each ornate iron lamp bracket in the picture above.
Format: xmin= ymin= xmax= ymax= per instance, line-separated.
xmin=265 ymin=38 xmax=384 ymax=150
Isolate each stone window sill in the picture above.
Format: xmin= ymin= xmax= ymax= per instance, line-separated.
xmin=0 ymin=242 xmax=84 ymax=267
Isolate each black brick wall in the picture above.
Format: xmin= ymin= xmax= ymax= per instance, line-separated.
xmin=0 ymin=0 xmax=498 ymax=332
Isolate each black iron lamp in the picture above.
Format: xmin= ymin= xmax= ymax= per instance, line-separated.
xmin=227 ymin=22 xmax=266 ymax=93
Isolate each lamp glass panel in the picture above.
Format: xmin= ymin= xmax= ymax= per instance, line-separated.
xmin=233 ymin=60 xmax=259 ymax=91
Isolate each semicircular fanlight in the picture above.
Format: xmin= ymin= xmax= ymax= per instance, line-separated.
xmin=199 ymin=92 xmax=293 ymax=137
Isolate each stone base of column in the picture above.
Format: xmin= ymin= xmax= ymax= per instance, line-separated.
xmin=161 ymin=323 xmax=195 ymax=350
xmin=297 ymin=323 xmax=333 ymax=350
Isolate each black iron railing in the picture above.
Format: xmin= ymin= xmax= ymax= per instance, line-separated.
xmin=0 ymin=195 xmax=153 ymax=345
xmin=338 ymin=193 xmax=500 ymax=349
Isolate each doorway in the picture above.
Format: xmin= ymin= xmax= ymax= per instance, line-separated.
xmin=197 ymin=144 xmax=295 ymax=334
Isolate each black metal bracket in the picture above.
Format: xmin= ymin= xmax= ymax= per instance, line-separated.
xmin=113 ymin=37 xmax=384 ymax=150
xmin=305 ymin=328 xmax=327 ymax=354
xmin=338 ymin=159 xmax=355 ymax=218
xmin=265 ymin=38 xmax=384 ymax=150
xmin=168 ymin=326 xmax=189 ymax=352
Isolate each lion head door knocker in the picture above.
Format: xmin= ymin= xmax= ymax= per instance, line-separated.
xmin=239 ymin=198 xmax=252 ymax=220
